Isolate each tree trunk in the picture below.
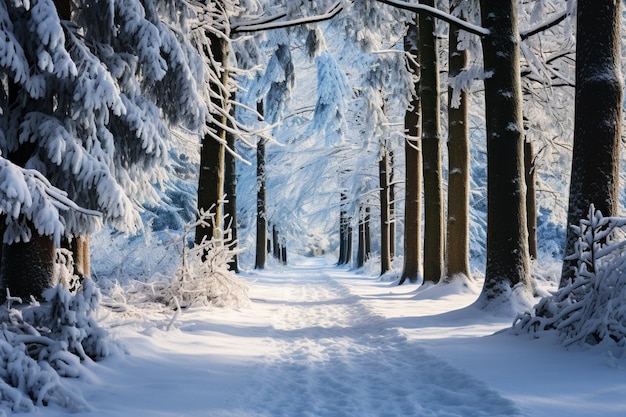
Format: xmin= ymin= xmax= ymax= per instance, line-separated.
xmin=255 ymin=100 xmax=267 ymax=269
xmin=478 ymin=0 xmax=531 ymax=302
xmin=338 ymin=192 xmax=350 ymax=265
xmin=420 ymin=0 xmax=444 ymax=284
xmin=224 ymin=93 xmax=239 ymax=272
xmin=446 ymin=0 xmax=471 ymax=280
xmin=196 ymin=26 xmax=227 ymax=250
xmin=561 ymin=0 xmax=622 ymax=286
xmin=357 ymin=203 xmax=372 ymax=268
xmin=399 ymin=18 xmax=422 ymax=285
xmin=389 ymin=150 xmax=396 ymax=259
xmin=272 ymin=225 xmax=280 ymax=260
xmin=524 ymin=140 xmax=537 ymax=260
xmin=379 ymin=146 xmax=391 ymax=275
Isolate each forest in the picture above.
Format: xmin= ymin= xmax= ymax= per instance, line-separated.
xmin=0 ymin=0 xmax=624 ymax=414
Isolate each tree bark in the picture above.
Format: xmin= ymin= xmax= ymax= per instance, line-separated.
xmin=255 ymin=102 xmax=267 ymax=269
xmin=196 ymin=23 xmax=227 ymax=250
xmin=524 ymin=140 xmax=537 ymax=260
xmin=478 ymin=0 xmax=531 ymax=301
xmin=389 ymin=150 xmax=396 ymax=259
xmin=399 ymin=18 xmax=422 ymax=285
xmin=446 ymin=0 xmax=471 ymax=280
xmin=379 ymin=146 xmax=391 ymax=275
xmin=224 ymin=93 xmax=239 ymax=272
xmin=420 ymin=0 xmax=444 ymax=284
xmin=561 ymin=0 xmax=622 ymax=286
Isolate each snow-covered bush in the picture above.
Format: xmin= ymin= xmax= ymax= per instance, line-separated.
xmin=513 ymin=206 xmax=626 ymax=354
xmin=0 ymin=276 xmax=116 ymax=412
xmin=132 ymin=211 xmax=249 ymax=310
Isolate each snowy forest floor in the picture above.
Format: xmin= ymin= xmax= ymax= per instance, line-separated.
xmin=23 ymin=256 xmax=626 ymax=417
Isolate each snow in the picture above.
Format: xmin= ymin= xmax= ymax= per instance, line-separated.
xmin=17 ymin=255 xmax=626 ymax=417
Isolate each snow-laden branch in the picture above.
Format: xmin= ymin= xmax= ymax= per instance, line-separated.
xmin=375 ymin=0 xmax=489 ymax=37
xmin=231 ymin=11 xmax=287 ymax=33
xmin=520 ymin=10 xmax=569 ymax=40
xmin=232 ymin=0 xmax=344 ymax=33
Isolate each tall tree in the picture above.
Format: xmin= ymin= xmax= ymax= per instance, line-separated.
xmin=445 ymin=0 xmax=471 ymax=280
xmin=399 ymin=18 xmax=422 ymax=285
xmin=561 ymin=0 xmax=622 ymax=285
xmin=478 ymin=0 xmax=531 ymax=301
xmin=255 ymin=103 xmax=268 ymax=269
xmin=0 ymin=0 xmax=203 ymax=299
xmin=420 ymin=0 xmax=444 ymax=284
xmin=379 ymin=144 xmax=392 ymax=275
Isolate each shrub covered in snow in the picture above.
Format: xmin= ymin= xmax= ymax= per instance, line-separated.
xmin=0 ymin=278 xmax=116 ymax=413
xmin=129 ymin=211 xmax=249 ymax=310
xmin=513 ymin=206 xmax=626 ymax=354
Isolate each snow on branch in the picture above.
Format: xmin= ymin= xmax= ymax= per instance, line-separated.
xmin=512 ymin=205 xmax=626 ymax=355
xmin=232 ymin=0 xmax=344 ymax=33
xmin=520 ymin=10 xmax=569 ymax=40
xmin=375 ymin=0 xmax=489 ymax=37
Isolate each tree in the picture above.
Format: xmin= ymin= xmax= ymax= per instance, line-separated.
xmin=255 ymin=104 xmax=268 ymax=269
xmin=379 ymin=143 xmax=391 ymax=274
xmin=419 ymin=0 xmax=444 ymax=284
xmin=0 ymin=0 xmax=203 ymax=299
xmin=399 ymin=18 xmax=422 ymax=285
xmin=445 ymin=0 xmax=472 ymax=281
xmin=561 ymin=0 xmax=622 ymax=286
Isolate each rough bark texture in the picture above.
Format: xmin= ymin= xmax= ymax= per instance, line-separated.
xmin=524 ymin=140 xmax=537 ymax=260
xmin=196 ymin=24 xmax=227 ymax=249
xmin=224 ymin=94 xmax=239 ymax=272
xmin=420 ymin=0 xmax=443 ymax=284
xmin=379 ymin=147 xmax=391 ymax=275
xmin=255 ymin=135 xmax=267 ymax=269
xmin=561 ymin=0 xmax=622 ymax=285
xmin=399 ymin=19 xmax=422 ymax=285
xmin=479 ymin=0 xmax=531 ymax=301
xmin=446 ymin=0 xmax=471 ymax=280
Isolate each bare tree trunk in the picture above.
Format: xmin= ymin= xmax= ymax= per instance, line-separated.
xmin=272 ymin=225 xmax=280 ymax=260
xmin=446 ymin=0 xmax=471 ymax=280
xmin=379 ymin=146 xmax=391 ymax=275
xmin=561 ymin=0 xmax=622 ymax=286
xmin=524 ymin=140 xmax=537 ymax=260
xmin=389 ymin=151 xmax=396 ymax=259
xmin=399 ymin=18 xmax=422 ymax=285
xmin=420 ymin=0 xmax=444 ymax=284
xmin=478 ymin=0 xmax=531 ymax=302
xmin=196 ymin=24 xmax=227 ymax=250
xmin=224 ymin=93 xmax=239 ymax=272
xmin=255 ymin=102 xmax=267 ymax=269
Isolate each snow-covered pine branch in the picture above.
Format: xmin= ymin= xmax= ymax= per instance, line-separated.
xmin=513 ymin=206 xmax=626 ymax=354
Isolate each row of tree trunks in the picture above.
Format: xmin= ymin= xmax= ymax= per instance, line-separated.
xmin=357 ymin=204 xmax=372 ymax=268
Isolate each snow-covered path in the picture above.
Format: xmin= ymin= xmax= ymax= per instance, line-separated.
xmin=236 ymin=259 xmax=520 ymax=417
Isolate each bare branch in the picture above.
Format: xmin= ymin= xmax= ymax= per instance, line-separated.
xmin=232 ymin=0 xmax=343 ymax=33
xmin=520 ymin=11 xmax=569 ymax=40
xmin=375 ymin=0 xmax=489 ymax=37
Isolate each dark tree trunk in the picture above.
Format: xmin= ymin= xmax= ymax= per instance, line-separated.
xmin=446 ymin=0 xmax=471 ymax=280
xmin=338 ymin=192 xmax=350 ymax=265
xmin=524 ymin=140 xmax=537 ymax=260
xmin=561 ymin=0 xmax=622 ymax=286
xmin=196 ymin=25 xmax=227 ymax=250
xmin=389 ymin=150 xmax=396 ymax=259
xmin=255 ymin=104 xmax=267 ymax=269
xmin=357 ymin=203 xmax=372 ymax=268
xmin=272 ymin=225 xmax=280 ymax=260
xmin=478 ymin=0 xmax=531 ymax=301
xmin=224 ymin=93 xmax=239 ymax=272
xmin=379 ymin=146 xmax=391 ymax=275
xmin=399 ymin=18 xmax=422 ymax=285
xmin=1 ymin=232 xmax=54 ymax=302
xmin=420 ymin=0 xmax=443 ymax=284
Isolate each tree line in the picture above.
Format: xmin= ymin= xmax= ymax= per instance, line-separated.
xmin=0 ymin=0 xmax=622 ymax=313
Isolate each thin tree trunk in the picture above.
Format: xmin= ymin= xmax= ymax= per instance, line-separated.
xmin=478 ymin=0 xmax=531 ymax=301
xmin=255 ymin=102 xmax=267 ymax=269
xmin=389 ymin=150 xmax=396 ymax=259
xmin=399 ymin=18 xmax=422 ymax=285
xmin=379 ymin=146 xmax=391 ymax=275
xmin=561 ymin=0 xmax=622 ymax=286
xmin=224 ymin=93 xmax=239 ymax=272
xmin=446 ymin=0 xmax=471 ymax=280
xmin=358 ymin=203 xmax=366 ymax=268
xmin=524 ymin=140 xmax=537 ymax=260
xmin=272 ymin=225 xmax=280 ymax=260
xmin=338 ymin=192 xmax=349 ymax=265
xmin=420 ymin=0 xmax=444 ymax=284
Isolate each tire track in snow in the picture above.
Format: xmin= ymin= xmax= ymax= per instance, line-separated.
xmin=246 ymin=267 xmax=521 ymax=417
